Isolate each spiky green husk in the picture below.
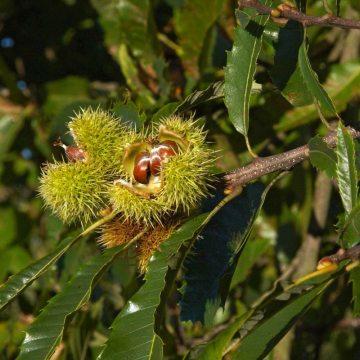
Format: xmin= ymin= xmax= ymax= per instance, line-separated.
xmin=69 ymin=107 xmax=141 ymax=174
xmin=108 ymin=184 xmax=168 ymax=225
xmin=161 ymin=147 xmax=215 ymax=212
xmin=159 ymin=115 xmax=206 ymax=146
xmin=39 ymin=160 xmax=107 ymax=225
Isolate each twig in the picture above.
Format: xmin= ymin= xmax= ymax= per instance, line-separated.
xmin=238 ymin=0 xmax=360 ymax=30
xmin=216 ymin=123 xmax=360 ymax=190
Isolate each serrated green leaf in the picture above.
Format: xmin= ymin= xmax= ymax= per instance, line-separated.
xmin=180 ymin=172 xmax=286 ymax=326
xmin=186 ymin=266 xmax=344 ymax=360
xmin=235 ymin=9 xmax=251 ymax=29
xmin=0 ymin=213 xmax=115 ymax=313
xmin=349 ymin=266 xmax=360 ymax=316
xmin=336 ymin=122 xmax=358 ymax=217
xmin=180 ymin=184 xmax=265 ymax=326
xmin=323 ymin=0 xmax=339 ymax=15
xmin=0 ymin=236 xmax=76 ymax=313
xmin=112 ymin=100 xmax=146 ymax=129
xmin=232 ymin=279 xmax=332 ymax=359
xmin=298 ymin=32 xmax=338 ymax=119
xmin=270 ymin=21 xmax=313 ymax=107
xmin=308 ymin=135 xmax=337 ymax=179
xmin=224 ymin=0 xmax=272 ymax=137
xmin=17 ymin=243 xmax=131 ymax=360
xmin=97 ymin=213 xmax=210 ymax=360
xmin=336 ymin=211 xmax=360 ymax=248
xmin=174 ymin=0 xmax=226 ymax=79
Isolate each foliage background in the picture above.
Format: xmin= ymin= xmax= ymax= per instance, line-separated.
xmin=1 ymin=0 xmax=360 ymax=359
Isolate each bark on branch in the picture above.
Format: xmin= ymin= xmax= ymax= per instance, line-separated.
xmin=238 ymin=0 xmax=360 ymax=30
xmin=216 ymin=123 xmax=360 ymax=189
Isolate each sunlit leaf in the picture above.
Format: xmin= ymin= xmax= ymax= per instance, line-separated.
xmin=224 ymin=0 xmax=272 ymax=138
xmin=97 ymin=213 xmax=209 ymax=360
xmin=17 ymin=243 xmax=129 ymax=360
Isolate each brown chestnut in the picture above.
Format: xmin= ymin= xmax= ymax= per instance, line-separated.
xmin=149 ymin=140 xmax=180 ymax=176
xmin=54 ymin=137 xmax=86 ymax=163
xmin=133 ymin=151 xmax=151 ymax=184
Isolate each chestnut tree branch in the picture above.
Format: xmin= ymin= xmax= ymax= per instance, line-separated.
xmin=216 ymin=123 xmax=360 ymax=189
xmin=238 ymin=0 xmax=360 ymax=30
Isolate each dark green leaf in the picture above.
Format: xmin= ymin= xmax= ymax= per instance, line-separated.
xmin=180 ymin=184 xmax=265 ymax=326
xmin=224 ymin=0 xmax=272 ymax=137
xmin=336 ymin=122 xmax=358 ymax=217
xmin=308 ymin=135 xmax=337 ymax=179
xmin=236 ymin=10 xmax=251 ymax=29
xmin=298 ymin=33 xmax=338 ymax=118
xmin=174 ymin=0 xmax=226 ymax=79
xmin=336 ymin=211 xmax=360 ymax=249
xmin=349 ymin=266 xmax=360 ymax=316
xmin=112 ymin=101 xmax=146 ymax=129
xmin=97 ymin=213 xmax=209 ymax=360
xmin=232 ymin=280 xmax=333 ymax=359
xmin=270 ymin=21 xmax=313 ymax=107
xmin=17 ymin=243 xmax=129 ymax=360
xmin=0 ymin=236 xmax=78 ymax=312
xmin=323 ymin=0 xmax=339 ymax=15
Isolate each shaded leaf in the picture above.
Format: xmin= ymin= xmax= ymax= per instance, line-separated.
xmin=349 ymin=266 xmax=360 ymax=316
xmin=275 ymin=60 xmax=360 ymax=132
xmin=97 ymin=213 xmax=210 ymax=360
xmin=180 ymin=184 xmax=265 ymax=326
xmin=308 ymin=135 xmax=337 ymax=179
xmin=270 ymin=21 xmax=313 ymax=107
xmin=336 ymin=122 xmax=358 ymax=217
xmin=224 ymin=0 xmax=272 ymax=137
xmin=112 ymin=100 xmax=146 ymax=129
xmin=174 ymin=0 xmax=226 ymax=79
xmin=151 ymin=102 xmax=181 ymax=123
xmin=17 ymin=243 xmax=129 ymax=360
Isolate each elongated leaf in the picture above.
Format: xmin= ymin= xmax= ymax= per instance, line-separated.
xmin=232 ymin=280 xmax=333 ymax=360
xmin=97 ymin=213 xmax=209 ymax=360
xmin=336 ymin=211 xmax=360 ymax=248
xmin=174 ymin=0 xmax=225 ymax=79
xmin=270 ymin=21 xmax=313 ymax=107
xmin=17 ymin=243 xmax=129 ymax=360
xmin=276 ymin=61 xmax=360 ymax=131
xmin=349 ymin=266 xmax=360 ymax=316
xmin=180 ymin=172 xmax=286 ymax=326
xmin=323 ymin=0 xmax=339 ymax=15
xmin=151 ymin=102 xmax=181 ymax=123
xmin=186 ymin=266 xmax=343 ymax=360
xmin=236 ymin=10 xmax=251 ymax=29
xmin=224 ymin=0 xmax=272 ymax=137
xmin=336 ymin=122 xmax=358 ymax=217
xmin=308 ymin=135 xmax=337 ymax=179
xmin=298 ymin=34 xmax=338 ymax=118
xmin=0 ymin=236 xmax=77 ymax=312
xmin=180 ymin=184 xmax=265 ymax=326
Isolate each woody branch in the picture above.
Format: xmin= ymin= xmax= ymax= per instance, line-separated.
xmin=238 ymin=0 xmax=360 ymax=30
xmin=216 ymin=123 xmax=360 ymax=189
